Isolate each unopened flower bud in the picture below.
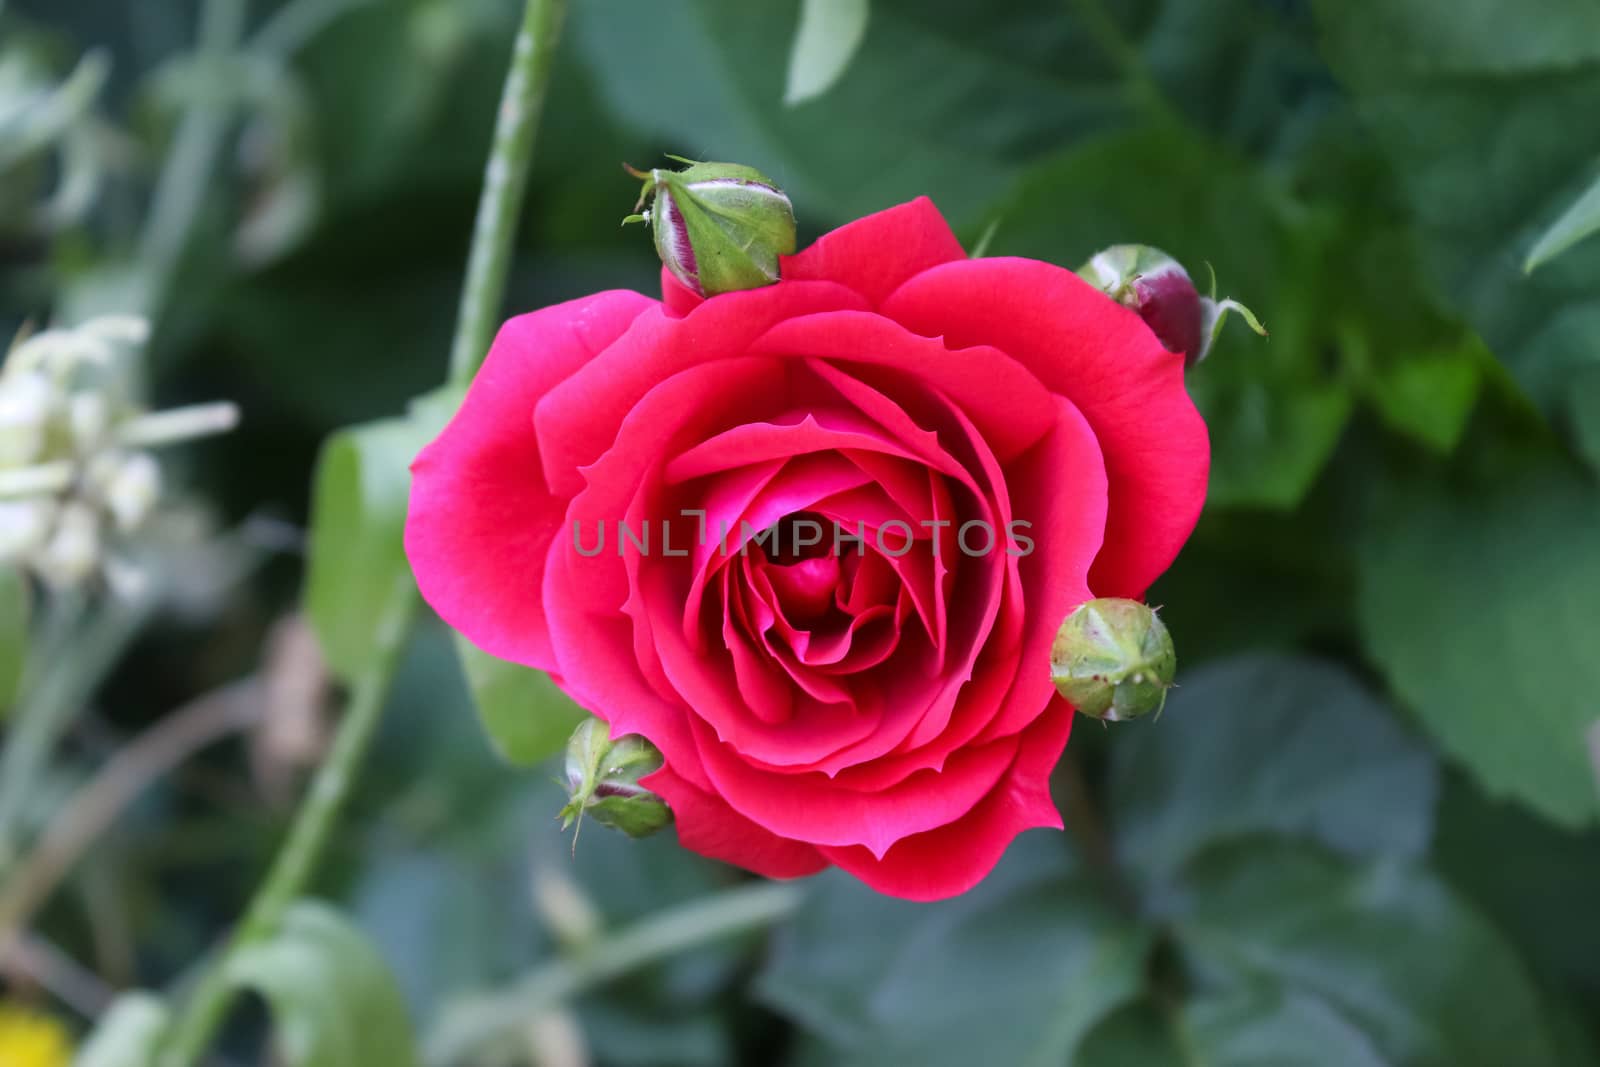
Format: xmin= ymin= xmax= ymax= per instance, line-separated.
xmin=34 ymin=501 xmax=99 ymax=589
xmin=560 ymin=717 xmax=672 ymax=839
xmin=102 ymin=452 xmax=161 ymax=532
xmin=0 ymin=371 xmax=57 ymax=465
xmin=0 ymin=499 xmax=56 ymax=561
xmin=625 ymin=159 xmax=796 ymax=297
xmin=1080 ymin=244 xmax=1265 ymax=367
xmin=1050 ymin=598 xmax=1176 ymax=722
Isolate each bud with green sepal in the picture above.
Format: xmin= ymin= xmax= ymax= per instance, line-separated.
xmin=624 ymin=157 xmax=797 ymax=297
xmin=1079 ymin=244 xmax=1266 ymax=368
xmin=1050 ymin=598 xmax=1176 ymax=722
xmin=559 ymin=717 xmax=673 ymax=841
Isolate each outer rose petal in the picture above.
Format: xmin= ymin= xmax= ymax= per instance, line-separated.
xmin=883 ymin=258 xmax=1209 ymax=599
xmin=406 ymin=290 xmax=656 ymax=671
xmin=819 ymin=699 xmax=1075 ymax=901
xmin=644 ymin=764 xmax=827 ymax=880
xmin=781 ymin=196 xmax=968 ymax=307
xmin=659 ymin=265 xmax=701 ymax=318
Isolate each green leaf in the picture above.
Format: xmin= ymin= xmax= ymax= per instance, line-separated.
xmin=1315 ymin=0 xmax=1600 ymax=452
xmin=1433 ymin=775 xmax=1600 ymax=1006
xmin=784 ymin=0 xmax=870 ymax=105
xmin=1358 ymin=463 xmax=1600 ymax=825
xmin=1181 ymin=987 xmax=1389 ymax=1066
xmin=1570 ymin=363 xmax=1600 ymax=472
xmin=72 ymin=992 xmax=169 ymax=1067
xmin=1174 ymin=841 xmax=1568 ymax=1067
xmin=1076 ymin=1003 xmax=1187 ymax=1067
xmin=1108 ymin=654 xmax=1438 ymax=883
xmin=293 ymin=0 xmax=515 ymax=206
xmin=1363 ymin=342 xmax=1485 ymax=454
xmin=0 ymin=567 xmax=27 ymax=715
xmin=1526 ymin=170 xmax=1600 ymax=272
xmin=304 ymin=416 xmax=424 ymax=681
xmin=575 ymin=0 xmax=1338 ymax=228
xmin=1198 ymin=381 xmax=1352 ymax=509
xmin=571 ymin=0 xmax=1127 ymax=227
xmin=455 ymin=636 xmax=584 ymax=767
xmin=1150 ymin=505 xmax=1356 ymax=664
xmin=758 ymin=844 xmax=1150 ymax=1067
xmin=226 ymin=900 xmax=421 ymax=1067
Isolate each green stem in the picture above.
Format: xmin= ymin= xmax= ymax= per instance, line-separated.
xmin=447 ymin=0 xmax=569 ymax=385
xmin=424 ymin=881 xmax=802 ymax=1066
xmin=157 ymin=579 xmax=415 ymax=1067
xmin=134 ymin=0 xmax=248 ymax=320
xmin=157 ymin=0 xmax=570 ymax=1058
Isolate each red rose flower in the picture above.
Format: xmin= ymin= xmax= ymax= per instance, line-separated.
xmin=405 ymin=198 xmax=1208 ymax=900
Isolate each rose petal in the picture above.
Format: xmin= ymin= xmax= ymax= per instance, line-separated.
xmin=660 ymin=265 xmax=702 ymax=318
xmin=692 ymin=716 xmax=1017 ymax=858
xmin=645 ymin=764 xmax=827 ymax=880
xmin=819 ymin=699 xmax=1074 ymax=901
xmin=781 ymin=196 xmax=968 ymax=308
xmin=883 ymin=257 xmax=1209 ymax=599
xmin=536 ymin=281 xmax=866 ymax=497
xmin=407 ymin=290 xmax=655 ymax=671
xmin=748 ymin=311 xmax=1058 ymax=463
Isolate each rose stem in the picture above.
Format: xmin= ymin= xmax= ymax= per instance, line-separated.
xmin=156 ymin=1 xmax=570 ymax=1062
xmin=448 ymin=0 xmax=570 ymax=383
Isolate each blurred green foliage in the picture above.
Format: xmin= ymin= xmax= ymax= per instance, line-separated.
xmin=2 ymin=0 xmax=1598 ymax=1064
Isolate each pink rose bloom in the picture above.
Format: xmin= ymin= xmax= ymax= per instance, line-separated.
xmin=406 ymin=198 xmax=1208 ymax=900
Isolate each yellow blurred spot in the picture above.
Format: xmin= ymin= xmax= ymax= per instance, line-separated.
xmin=0 ymin=1003 xmax=73 ymax=1067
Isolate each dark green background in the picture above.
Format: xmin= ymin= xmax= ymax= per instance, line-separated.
xmin=3 ymin=0 xmax=1598 ymax=1063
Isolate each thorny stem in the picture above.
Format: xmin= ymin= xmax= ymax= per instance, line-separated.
xmin=447 ymin=0 xmax=569 ymax=385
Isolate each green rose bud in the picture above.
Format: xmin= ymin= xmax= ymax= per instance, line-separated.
xmin=559 ymin=717 xmax=673 ymax=840
xmin=1050 ymin=598 xmax=1176 ymax=722
xmin=625 ymin=158 xmax=797 ymax=297
xmin=1079 ymin=244 xmax=1265 ymax=368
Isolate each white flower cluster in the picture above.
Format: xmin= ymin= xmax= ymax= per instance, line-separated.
xmin=0 ymin=316 xmax=238 ymax=594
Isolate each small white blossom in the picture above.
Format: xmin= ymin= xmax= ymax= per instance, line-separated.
xmin=0 ymin=314 xmax=236 ymax=594
xmin=0 ymin=370 xmax=57 ymax=465
xmin=68 ymin=391 xmax=110 ymax=450
xmin=103 ymin=452 xmax=161 ymax=532
xmin=34 ymin=501 xmax=99 ymax=589
xmin=0 ymin=498 xmax=56 ymax=561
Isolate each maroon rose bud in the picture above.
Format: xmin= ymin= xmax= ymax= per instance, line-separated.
xmin=1079 ymin=244 xmax=1265 ymax=367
